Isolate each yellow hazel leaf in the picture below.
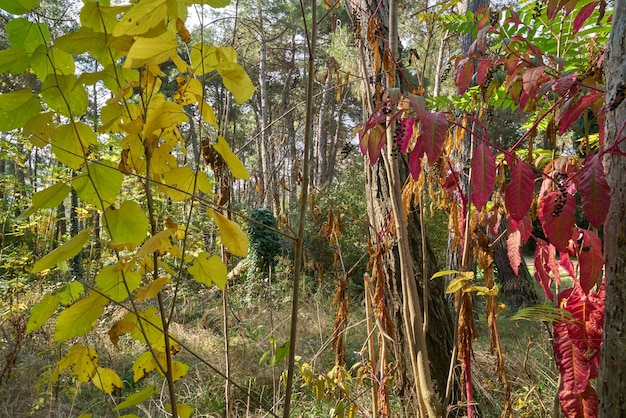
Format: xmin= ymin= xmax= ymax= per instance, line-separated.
xmin=54 ymin=291 xmax=108 ymax=341
xmin=92 ymin=367 xmax=123 ymax=394
xmin=207 ymin=208 xmax=249 ymax=257
xmin=187 ymin=252 xmax=227 ymax=290
xmin=32 ymin=230 xmax=89 ymax=273
xmin=213 ymin=136 xmax=249 ymax=180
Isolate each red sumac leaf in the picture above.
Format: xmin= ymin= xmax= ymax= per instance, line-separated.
xmin=476 ymin=59 xmax=493 ymax=86
xmin=455 ymin=57 xmax=473 ymax=95
xmin=558 ymin=92 xmax=603 ymax=135
xmin=522 ymin=65 xmax=546 ymax=99
xmin=505 ymin=160 xmax=535 ymax=221
xmin=578 ymin=229 xmax=604 ymax=294
xmin=539 ymin=190 xmax=576 ymax=252
xmin=508 ymin=215 xmax=533 ymax=244
xmin=559 ymin=251 xmax=576 ymax=279
xmin=506 ymin=230 xmax=522 ymax=276
xmin=574 ymin=1 xmax=599 ymax=33
xmin=533 ymin=239 xmax=561 ymax=301
xmin=579 ymin=154 xmax=610 ymax=228
xmin=408 ymin=140 xmax=425 ymax=180
xmin=470 ymin=143 xmax=496 ymax=208
xmin=552 ymin=71 xmax=577 ymax=96
xmin=418 ymin=111 xmax=448 ymax=163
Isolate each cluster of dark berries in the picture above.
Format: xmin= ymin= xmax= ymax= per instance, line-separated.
xmin=482 ymin=66 xmax=496 ymax=90
xmin=551 ymin=173 xmax=569 ymax=217
xmin=395 ymin=120 xmax=409 ymax=152
xmin=490 ymin=12 xmax=499 ymax=27
xmin=381 ymin=100 xmax=394 ymax=115
xmin=341 ymin=141 xmax=355 ymax=159
xmin=439 ymin=63 xmax=452 ymax=83
xmin=533 ymin=0 xmax=544 ymax=19
xmin=483 ymin=106 xmax=494 ymax=125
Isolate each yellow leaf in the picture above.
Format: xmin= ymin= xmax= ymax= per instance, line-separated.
xmin=173 ymin=76 xmax=203 ymax=105
xmin=23 ymin=111 xmax=54 ymax=148
xmin=133 ymin=351 xmax=157 ymax=382
xmin=27 ymin=294 xmax=60 ymax=332
xmin=155 ymin=358 xmax=188 ymax=382
xmin=105 ymin=201 xmax=149 ymax=245
xmin=18 ymin=182 xmax=71 ymax=220
xmin=464 ymin=284 xmax=499 ymax=297
xmin=52 ymin=122 xmax=97 ymax=170
xmin=124 ymin=31 xmax=178 ymax=68
xmin=444 ymin=272 xmax=474 ymax=294
xmin=213 ymin=136 xmax=249 ymax=180
xmin=189 ymin=43 xmax=219 ymax=75
xmin=114 ymin=386 xmax=156 ymax=411
xmin=187 ymin=252 xmax=227 ymax=290
xmin=216 ymin=61 xmax=255 ymax=104
xmin=142 ymin=101 xmax=188 ymax=138
xmin=32 ymin=230 xmax=89 ymax=273
xmin=92 ymin=367 xmax=123 ymax=394
xmin=136 ymin=229 xmax=174 ymax=259
xmin=73 ymin=161 xmax=124 ymax=210
xmin=159 ymin=167 xmax=213 ymax=201
xmin=207 ymin=208 xmax=249 ymax=257
xmin=125 ymin=307 xmax=179 ymax=352
xmin=95 ymin=265 xmax=142 ymax=303
xmin=165 ymin=403 xmax=194 ymax=418
xmin=113 ymin=0 xmax=168 ymax=37
xmin=199 ymin=100 xmax=217 ymax=127
xmin=54 ymin=292 xmax=108 ymax=341
xmin=135 ymin=277 xmax=171 ymax=302
xmin=57 ymin=344 xmax=99 ymax=382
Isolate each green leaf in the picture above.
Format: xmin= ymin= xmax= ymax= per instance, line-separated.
xmin=92 ymin=367 xmax=123 ymax=394
xmin=41 ymin=74 xmax=88 ymax=117
xmin=114 ymin=386 xmax=156 ymax=411
xmin=32 ymin=230 xmax=89 ymax=273
xmin=23 ymin=112 xmax=54 ymax=148
xmin=112 ymin=0 xmax=168 ymax=36
xmin=165 ymin=403 xmax=193 ymax=418
xmin=6 ymin=18 xmax=50 ymax=52
xmin=0 ymin=48 xmax=29 ymax=73
xmin=160 ymin=167 xmax=213 ymax=201
xmin=187 ymin=252 xmax=227 ymax=290
xmin=0 ymin=90 xmax=42 ymax=131
xmin=189 ymin=0 xmax=230 ymax=7
xmin=18 ymin=182 xmax=71 ymax=220
xmin=95 ymin=265 xmax=142 ymax=302
xmin=73 ymin=160 xmax=124 ymax=209
xmin=213 ymin=136 xmax=249 ymax=180
xmin=81 ymin=2 xmax=130 ymax=33
xmin=0 ymin=0 xmax=39 ymax=14
xmin=27 ymin=294 xmax=60 ymax=332
xmin=207 ymin=208 xmax=249 ymax=257
xmin=54 ymin=27 xmax=107 ymax=55
xmin=54 ymin=291 xmax=108 ymax=341
xmin=105 ymin=201 xmax=149 ymax=244
xmin=57 ymin=281 xmax=84 ymax=306
xmin=51 ymin=122 xmax=97 ymax=170
xmin=30 ymin=45 xmax=75 ymax=80
xmin=123 ymin=31 xmax=178 ymax=68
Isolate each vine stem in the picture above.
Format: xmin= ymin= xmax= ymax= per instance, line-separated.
xmin=282 ymin=0 xmax=316 ymax=416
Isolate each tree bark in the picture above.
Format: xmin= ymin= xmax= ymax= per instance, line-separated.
xmin=599 ymin=0 xmax=626 ymax=413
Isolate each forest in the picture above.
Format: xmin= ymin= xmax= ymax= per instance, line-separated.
xmin=1 ymin=0 xmax=625 ymax=416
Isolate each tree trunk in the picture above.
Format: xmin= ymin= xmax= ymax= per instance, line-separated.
xmin=599 ymin=0 xmax=626 ymax=414
xmin=492 ymin=224 xmax=538 ymax=310
xmin=350 ymin=0 xmax=454 ymax=414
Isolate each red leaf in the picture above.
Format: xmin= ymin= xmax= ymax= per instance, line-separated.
xmin=574 ymin=1 xmax=599 ymax=33
xmin=470 ymin=143 xmax=496 ymax=208
xmin=560 ymin=251 xmax=576 ymax=279
xmin=418 ymin=111 xmax=448 ymax=163
xmin=553 ymin=72 xmax=578 ymax=96
xmin=359 ymin=123 xmax=385 ymax=165
xmin=507 ymin=230 xmax=522 ymax=276
xmin=455 ymin=57 xmax=473 ymax=95
xmin=509 ymin=215 xmax=533 ymax=244
xmin=559 ymin=92 xmax=603 ymax=135
xmin=533 ymin=239 xmax=561 ymax=301
xmin=396 ymin=118 xmax=414 ymax=154
xmin=505 ymin=160 xmax=535 ymax=221
xmin=408 ymin=139 xmax=425 ymax=180
xmin=522 ymin=66 xmax=546 ymax=99
xmin=476 ymin=59 xmax=493 ymax=86
xmin=539 ymin=190 xmax=576 ymax=252
xmin=579 ymin=154 xmax=610 ymax=228
xmin=577 ymin=229 xmax=604 ymax=294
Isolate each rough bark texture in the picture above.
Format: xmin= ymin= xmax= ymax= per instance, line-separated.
xmin=365 ymin=158 xmax=455 ymax=407
xmin=599 ymin=0 xmax=626 ymax=413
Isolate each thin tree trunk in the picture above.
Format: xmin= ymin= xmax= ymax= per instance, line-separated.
xmin=599 ymin=0 xmax=626 ymax=413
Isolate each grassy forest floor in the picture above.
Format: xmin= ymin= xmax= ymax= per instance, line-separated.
xmin=0 ymin=264 xmax=561 ymax=417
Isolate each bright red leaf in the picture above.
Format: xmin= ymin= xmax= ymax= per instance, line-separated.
xmin=505 ymin=160 xmax=535 ymax=221
xmin=573 ymin=1 xmax=599 ymax=33
xmin=579 ymin=153 xmax=610 ymax=228
xmin=455 ymin=57 xmax=473 ymax=95
xmin=577 ymin=229 xmax=604 ymax=294
xmin=359 ymin=123 xmax=385 ymax=165
xmin=408 ymin=139 xmax=425 ymax=180
xmin=558 ymin=92 xmax=603 ymax=135
xmin=507 ymin=230 xmax=522 ymax=276
xmin=470 ymin=143 xmax=496 ymax=209
xmin=417 ymin=111 xmax=448 ymax=163
xmin=553 ymin=72 xmax=578 ymax=96
xmin=539 ymin=190 xmax=576 ymax=252
xmin=508 ymin=215 xmax=533 ymax=244
xmin=533 ymin=239 xmax=561 ymax=301
xmin=476 ymin=59 xmax=493 ymax=86
xmin=559 ymin=251 xmax=576 ymax=279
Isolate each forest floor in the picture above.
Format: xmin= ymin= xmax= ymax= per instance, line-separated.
xmin=0 ymin=269 xmax=562 ymax=418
